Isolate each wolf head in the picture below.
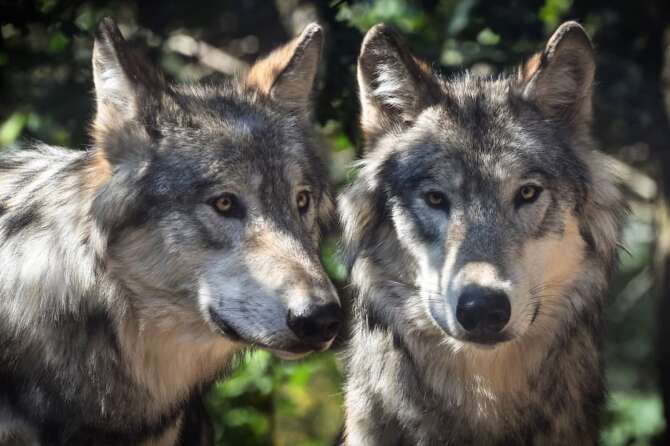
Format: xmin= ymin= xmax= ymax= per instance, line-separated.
xmin=341 ymin=22 xmax=624 ymax=349
xmin=89 ymin=19 xmax=340 ymax=357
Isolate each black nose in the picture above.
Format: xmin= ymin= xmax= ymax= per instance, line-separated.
xmin=287 ymin=302 xmax=342 ymax=348
xmin=456 ymin=287 xmax=511 ymax=335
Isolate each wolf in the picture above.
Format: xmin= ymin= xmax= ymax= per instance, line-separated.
xmin=339 ymin=21 xmax=627 ymax=445
xmin=0 ymin=18 xmax=341 ymax=446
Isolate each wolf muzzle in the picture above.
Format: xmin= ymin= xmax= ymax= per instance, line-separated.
xmin=287 ymin=302 xmax=342 ymax=350
xmin=456 ymin=285 xmax=511 ymax=343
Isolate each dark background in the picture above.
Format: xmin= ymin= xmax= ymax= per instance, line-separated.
xmin=1 ymin=0 xmax=669 ymax=444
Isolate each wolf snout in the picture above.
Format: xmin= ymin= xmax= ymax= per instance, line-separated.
xmin=287 ymin=302 xmax=342 ymax=349
xmin=456 ymin=287 xmax=511 ymax=341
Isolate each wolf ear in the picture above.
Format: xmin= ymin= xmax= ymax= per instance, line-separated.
xmin=357 ymin=24 xmax=440 ymax=145
xmin=92 ymin=18 xmax=165 ymax=145
xmin=519 ymin=21 xmax=595 ymax=139
xmin=245 ymin=23 xmax=323 ymax=115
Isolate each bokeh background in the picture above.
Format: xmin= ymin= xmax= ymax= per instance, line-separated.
xmin=2 ymin=0 xmax=669 ymax=444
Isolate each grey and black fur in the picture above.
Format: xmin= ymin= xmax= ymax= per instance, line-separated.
xmin=340 ymin=22 xmax=627 ymax=445
xmin=0 ymin=19 xmax=341 ymax=446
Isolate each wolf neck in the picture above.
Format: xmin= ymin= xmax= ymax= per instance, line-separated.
xmin=408 ymin=318 xmax=564 ymax=399
xmin=117 ymin=308 xmax=238 ymax=416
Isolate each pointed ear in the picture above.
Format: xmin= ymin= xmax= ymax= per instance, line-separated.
xmin=245 ymin=23 xmax=323 ymax=115
xmin=92 ymin=18 xmax=165 ymax=145
xmin=518 ymin=21 xmax=595 ymax=139
xmin=357 ymin=24 xmax=440 ymax=145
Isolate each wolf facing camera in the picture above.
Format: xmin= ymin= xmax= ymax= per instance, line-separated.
xmin=340 ymin=21 xmax=627 ymax=445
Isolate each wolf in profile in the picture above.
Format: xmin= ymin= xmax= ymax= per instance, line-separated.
xmin=340 ymin=21 xmax=626 ymax=445
xmin=0 ymin=18 xmax=341 ymax=445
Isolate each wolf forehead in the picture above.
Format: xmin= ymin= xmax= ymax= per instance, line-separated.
xmin=114 ymin=84 xmax=324 ymax=187
xmin=377 ymin=75 xmax=591 ymax=189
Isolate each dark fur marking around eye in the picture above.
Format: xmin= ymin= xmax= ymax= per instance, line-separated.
xmin=380 ymin=150 xmax=439 ymax=197
xmin=411 ymin=206 xmax=443 ymax=242
xmin=380 ymin=152 xmax=447 ymax=242
xmin=424 ymin=191 xmax=449 ymax=212
xmin=514 ymin=185 xmax=543 ymax=208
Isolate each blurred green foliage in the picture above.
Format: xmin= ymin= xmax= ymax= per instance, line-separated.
xmin=1 ymin=0 xmax=668 ymax=444
xmin=205 ymin=351 xmax=343 ymax=446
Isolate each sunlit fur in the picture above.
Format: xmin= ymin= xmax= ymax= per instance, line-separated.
xmin=0 ymin=19 xmax=337 ymax=446
xmin=340 ymin=22 xmax=627 ymax=445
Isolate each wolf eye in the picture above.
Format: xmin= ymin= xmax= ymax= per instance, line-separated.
xmin=296 ymin=191 xmax=311 ymax=213
xmin=211 ymin=193 xmax=244 ymax=219
xmin=424 ymin=191 xmax=448 ymax=210
xmin=516 ymin=185 xmax=542 ymax=206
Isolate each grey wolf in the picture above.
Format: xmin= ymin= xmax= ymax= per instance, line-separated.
xmin=340 ymin=21 xmax=626 ymax=445
xmin=0 ymin=18 xmax=340 ymax=446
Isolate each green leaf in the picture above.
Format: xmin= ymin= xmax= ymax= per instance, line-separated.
xmin=0 ymin=112 xmax=28 ymax=147
xmin=38 ymin=0 xmax=58 ymax=14
xmin=47 ymin=31 xmax=69 ymax=54
xmin=539 ymin=0 xmax=574 ymax=31
xmin=335 ymin=0 xmax=426 ymax=34
xmin=321 ymin=239 xmax=347 ymax=283
xmin=477 ymin=28 xmax=501 ymax=46
xmin=601 ymin=392 xmax=665 ymax=446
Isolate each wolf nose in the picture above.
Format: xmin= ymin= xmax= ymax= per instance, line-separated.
xmin=287 ymin=302 xmax=342 ymax=348
xmin=456 ymin=288 xmax=511 ymax=335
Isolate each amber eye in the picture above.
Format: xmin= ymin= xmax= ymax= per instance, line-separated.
xmin=215 ymin=196 xmax=232 ymax=212
xmin=516 ymin=185 xmax=542 ymax=205
xmin=424 ymin=191 xmax=448 ymax=210
xmin=211 ymin=193 xmax=244 ymax=219
xmin=297 ymin=191 xmax=311 ymax=213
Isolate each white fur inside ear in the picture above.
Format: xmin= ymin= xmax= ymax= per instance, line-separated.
xmin=373 ymin=64 xmax=412 ymax=109
xmin=92 ymin=43 xmax=136 ymax=122
xmin=357 ymin=25 xmax=438 ymax=142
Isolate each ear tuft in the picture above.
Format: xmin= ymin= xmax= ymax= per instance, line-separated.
xmin=357 ymin=24 xmax=439 ymax=145
xmin=245 ymin=23 xmax=323 ymax=115
xmin=519 ymin=21 xmax=595 ymax=139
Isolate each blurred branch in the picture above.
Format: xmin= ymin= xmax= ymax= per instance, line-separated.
xmin=275 ymin=0 xmax=320 ymax=36
xmin=611 ymin=267 xmax=654 ymax=322
xmin=606 ymin=154 xmax=657 ymax=201
xmin=165 ymin=34 xmax=248 ymax=75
